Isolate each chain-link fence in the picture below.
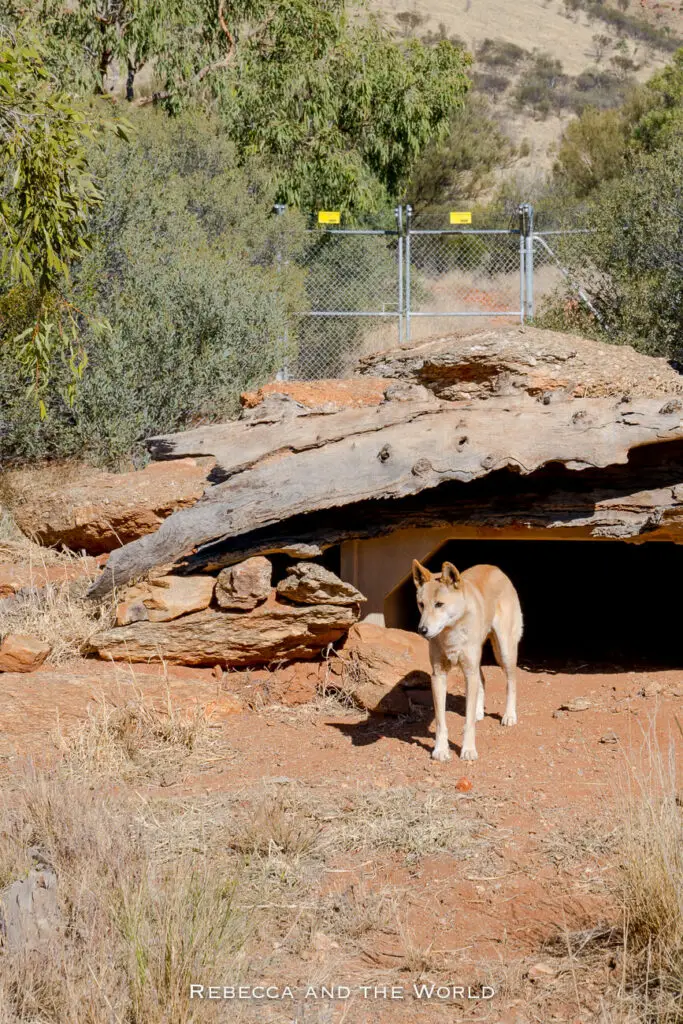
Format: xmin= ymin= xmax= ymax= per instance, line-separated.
xmin=277 ymin=204 xmax=596 ymax=380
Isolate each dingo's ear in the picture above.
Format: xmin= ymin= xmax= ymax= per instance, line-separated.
xmin=441 ymin=562 xmax=461 ymax=588
xmin=412 ymin=559 xmax=432 ymax=587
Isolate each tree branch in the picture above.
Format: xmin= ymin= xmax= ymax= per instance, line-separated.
xmin=194 ymin=0 xmax=234 ymax=82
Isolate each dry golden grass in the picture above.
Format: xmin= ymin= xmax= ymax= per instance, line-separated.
xmin=0 ymin=570 xmax=104 ymax=664
xmin=53 ymin=687 xmax=236 ymax=786
xmin=0 ymin=774 xmax=248 ymax=1024
xmin=0 ymin=505 xmax=105 ymax=663
xmin=536 ymin=726 xmax=683 ymax=1024
xmin=611 ymin=731 xmax=683 ymax=1024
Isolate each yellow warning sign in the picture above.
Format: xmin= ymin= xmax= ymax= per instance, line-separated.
xmin=450 ymin=211 xmax=472 ymax=225
xmin=318 ymin=210 xmax=341 ymax=225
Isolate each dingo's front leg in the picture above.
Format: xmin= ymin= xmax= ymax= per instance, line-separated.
xmin=430 ymin=662 xmax=451 ymax=762
xmin=460 ymin=657 xmax=481 ymax=761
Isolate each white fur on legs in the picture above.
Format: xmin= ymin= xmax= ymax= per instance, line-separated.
xmin=460 ymin=662 xmax=480 ymax=761
xmin=430 ymin=670 xmax=451 ymax=762
xmin=491 ymin=628 xmax=519 ymax=729
xmin=475 ymin=671 xmax=485 ymax=722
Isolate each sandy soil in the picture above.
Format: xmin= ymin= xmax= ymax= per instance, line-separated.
xmin=1 ymin=651 xmax=680 ymax=1022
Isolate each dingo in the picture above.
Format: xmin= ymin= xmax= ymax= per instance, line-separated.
xmin=412 ymin=561 xmax=523 ymax=762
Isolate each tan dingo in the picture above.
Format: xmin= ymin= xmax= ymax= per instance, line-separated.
xmin=412 ymin=561 xmax=523 ymax=762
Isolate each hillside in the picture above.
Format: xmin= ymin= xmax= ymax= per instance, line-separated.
xmin=372 ymin=0 xmax=680 ymax=178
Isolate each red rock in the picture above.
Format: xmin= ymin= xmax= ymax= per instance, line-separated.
xmin=215 ymin=557 xmax=272 ymax=610
xmin=334 ymin=622 xmax=431 ymax=714
xmin=116 ymin=575 xmax=215 ymax=624
xmin=0 ymin=634 xmax=51 ymax=673
xmin=0 ymin=556 xmax=103 ymax=599
xmin=88 ymin=594 xmax=358 ymax=667
xmin=240 ymin=378 xmax=393 ymax=412
xmin=276 ymin=562 xmax=365 ymax=606
xmin=5 ymin=458 xmax=213 ymax=555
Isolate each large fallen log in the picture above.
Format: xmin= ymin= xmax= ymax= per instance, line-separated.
xmin=88 ymin=393 xmax=683 ymax=599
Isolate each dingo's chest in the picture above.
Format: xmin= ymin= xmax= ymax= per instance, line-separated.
xmin=436 ymin=622 xmax=475 ymax=665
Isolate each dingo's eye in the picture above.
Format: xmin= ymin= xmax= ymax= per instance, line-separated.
xmin=434 ymin=601 xmax=444 ymax=608
xmin=418 ymin=602 xmax=423 ymax=611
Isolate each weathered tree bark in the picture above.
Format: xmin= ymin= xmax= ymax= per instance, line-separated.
xmin=88 ymin=394 xmax=683 ymax=600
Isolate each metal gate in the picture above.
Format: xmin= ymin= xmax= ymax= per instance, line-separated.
xmin=404 ymin=204 xmax=526 ymax=342
xmin=287 ymin=204 xmax=539 ymax=379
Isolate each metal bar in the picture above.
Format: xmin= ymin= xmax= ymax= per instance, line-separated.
xmin=519 ymin=230 xmax=525 ymax=325
xmin=396 ymin=205 xmax=404 ymax=345
xmin=291 ymin=311 xmax=400 ymax=318
xmin=405 ymin=205 xmax=412 ymax=342
xmin=535 ymin=229 xmax=593 ymax=236
xmin=408 ymin=229 xmax=521 ymax=236
xmin=409 ymin=311 xmax=523 ymax=318
xmin=309 ymin=229 xmax=399 ymax=236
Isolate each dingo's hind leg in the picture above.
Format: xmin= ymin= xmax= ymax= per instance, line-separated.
xmin=491 ymin=609 xmax=521 ymax=727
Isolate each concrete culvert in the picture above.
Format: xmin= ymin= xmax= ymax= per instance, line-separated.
xmin=385 ymin=538 xmax=683 ymax=671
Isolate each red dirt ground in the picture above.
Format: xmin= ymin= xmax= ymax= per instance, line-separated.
xmin=1 ymin=655 xmax=680 ymax=1022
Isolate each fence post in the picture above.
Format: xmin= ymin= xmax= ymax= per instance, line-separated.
xmin=395 ymin=205 xmax=404 ymax=345
xmin=405 ymin=204 xmax=413 ymax=343
xmin=273 ymin=203 xmax=289 ymax=380
xmin=519 ymin=202 xmax=534 ymax=321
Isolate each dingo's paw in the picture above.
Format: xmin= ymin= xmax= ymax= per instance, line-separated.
xmin=501 ymin=711 xmax=517 ymax=727
xmin=460 ymin=747 xmax=478 ymax=761
xmin=432 ymin=746 xmax=451 ymax=763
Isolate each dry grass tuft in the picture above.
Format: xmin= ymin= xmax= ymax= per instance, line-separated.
xmin=0 ymin=773 xmax=247 ymax=1024
xmin=613 ymin=733 xmax=683 ymax=1024
xmin=335 ymin=786 xmax=487 ymax=860
xmin=537 ymin=727 xmax=683 ymax=1024
xmin=0 ymin=573 xmax=103 ymax=664
xmin=54 ymin=689 xmax=229 ymax=785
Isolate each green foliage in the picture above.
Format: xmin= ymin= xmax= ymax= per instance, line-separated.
xmin=407 ymin=94 xmax=514 ymax=215
xmin=22 ymin=0 xmax=471 ymax=216
xmin=225 ymin=19 xmax=471 ymax=213
xmin=0 ymin=112 xmax=308 ymax=466
xmin=555 ymin=107 xmax=628 ymax=197
xmin=0 ymin=27 xmax=126 ymax=410
xmin=629 ymin=49 xmax=683 ymax=153
xmin=554 ymin=49 xmax=683 ymax=199
xmin=541 ymin=136 xmax=683 ymax=361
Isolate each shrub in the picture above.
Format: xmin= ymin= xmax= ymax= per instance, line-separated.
xmin=543 ymin=135 xmax=683 ymax=362
xmin=512 ymin=53 xmax=569 ymax=118
xmin=475 ymin=38 xmax=528 ymax=68
xmin=555 ymin=107 xmax=629 ymax=195
xmin=408 ymin=93 xmax=514 ymax=214
xmin=0 ymin=111 xmax=308 ymax=468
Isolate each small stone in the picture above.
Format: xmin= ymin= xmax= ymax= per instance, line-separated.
xmin=455 ymin=777 xmax=473 ymax=792
xmin=216 ymin=557 xmax=272 ymax=610
xmin=312 ymin=931 xmax=339 ymax=952
xmin=552 ymin=709 xmax=568 ymax=719
xmin=527 ymin=962 xmax=558 ymax=982
xmin=0 ymin=634 xmax=51 ymax=673
xmin=637 ymin=680 xmax=662 ymax=698
xmin=115 ymin=599 xmax=150 ymax=626
xmin=564 ymin=697 xmax=592 ymax=712
xmin=600 ymin=731 xmax=619 ymax=744
xmin=276 ymin=562 xmax=365 ymax=606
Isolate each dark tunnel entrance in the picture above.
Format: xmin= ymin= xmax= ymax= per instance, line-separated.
xmin=387 ymin=539 xmax=683 ymax=670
